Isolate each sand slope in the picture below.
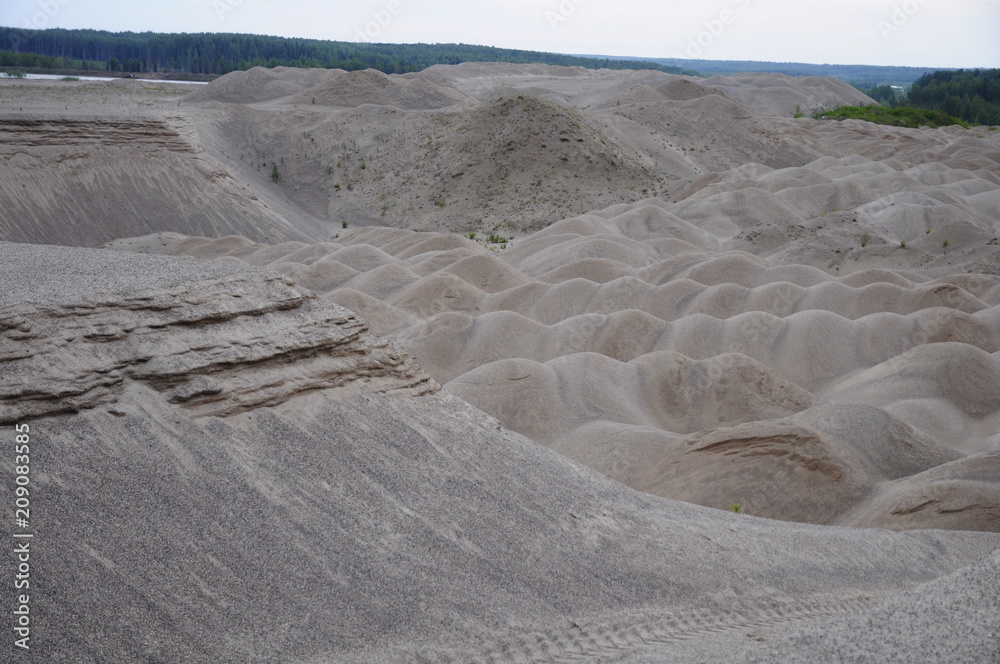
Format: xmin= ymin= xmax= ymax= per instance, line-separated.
xmin=121 ymin=93 xmax=1000 ymax=531
xmin=3 ymin=241 xmax=998 ymax=662
xmin=4 ymin=64 xmax=1000 ymax=660
xmin=0 ymin=65 xmax=884 ymax=244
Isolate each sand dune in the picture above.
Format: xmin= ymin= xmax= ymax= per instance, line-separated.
xmin=3 ymin=63 xmax=1000 ymax=660
xmin=0 ymin=65 xmax=892 ymax=246
xmin=3 ymin=241 xmax=999 ymax=662
xmin=703 ymin=72 xmax=876 ymax=117
xmin=99 ymin=66 xmax=1000 ymax=531
xmin=182 ymin=65 xmax=343 ymax=104
xmin=135 ymin=202 xmax=1000 ymax=531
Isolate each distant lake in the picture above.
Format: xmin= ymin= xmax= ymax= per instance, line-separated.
xmin=8 ymin=74 xmax=208 ymax=85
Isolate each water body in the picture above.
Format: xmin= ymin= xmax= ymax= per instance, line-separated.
xmin=8 ymin=73 xmax=208 ymax=85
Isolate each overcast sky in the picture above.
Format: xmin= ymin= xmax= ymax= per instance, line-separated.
xmin=1 ymin=0 xmax=997 ymax=68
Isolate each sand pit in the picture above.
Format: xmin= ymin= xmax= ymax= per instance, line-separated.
xmin=3 ymin=240 xmax=999 ymax=663
xmin=2 ymin=63 xmax=999 ymax=661
xmin=96 ymin=62 xmax=1000 ymax=535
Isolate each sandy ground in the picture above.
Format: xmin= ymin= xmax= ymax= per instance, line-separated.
xmin=2 ymin=64 xmax=999 ymax=661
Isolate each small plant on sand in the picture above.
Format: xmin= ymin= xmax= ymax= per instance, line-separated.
xmin=341 ymin=220 xmax=348 ymax=229
xmin=435 ymin=199 xmax=446 ymax=207
xmin=793 ymin=105 xmax=803 ymax=118
xmin=925 ymin=228 xmax=931 ymax=234
xmin=486 ymin=233 xmax=506 ymax=244
xmin=731 ymin=504 xmax=742 ymax=514
xmin=860 ymin=234 xmax=870 ymax=247
xmin=466 ymin=232 xmax=477 ymax=240
xmin=900 ymin=240 xmax=906 ymax=248
xmin=270 ymin=164 xmax=280 ymax=183
xmin=942 ymin=239 xmax=949 ymax=252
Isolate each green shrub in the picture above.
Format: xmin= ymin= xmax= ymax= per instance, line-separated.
xmin=815 ymin=105 xmax=970 ymax=129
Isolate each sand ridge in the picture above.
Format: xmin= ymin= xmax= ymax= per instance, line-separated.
xmin=0 ymin=64 xmax=872 ymax=244
xmin=3 ymin=63 xmax=1000 ymax=661
xmin=80 ymin=62 xmax=997 ymax=533
xmin=130 ymin=196 xmax=1000 ymax=531
xmin=3 ymin=240 xmax=999 ymax=662
xmin=113 ymin=84 xmax=1000 ymax=530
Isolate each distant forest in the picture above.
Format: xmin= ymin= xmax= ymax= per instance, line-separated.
xmin=0 ymin=28 xmax=689 ymax=77
xmin=865 ymin=69 xmax=1000 ymax=126
xmin=616 ymin=56 xmax=944 ymax=89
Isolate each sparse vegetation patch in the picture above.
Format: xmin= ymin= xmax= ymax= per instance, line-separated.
xmin=816 ymin=105 xmax=970 ymax=129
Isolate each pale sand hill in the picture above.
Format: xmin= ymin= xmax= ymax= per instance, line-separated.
xmin=0 ymin=65 xmax=876 ymax=244
xmin=115 ymin=99 xmax=1000 ymax=532
xmin=2 ymin=241 xmax=998 ymax=663
xmin=0 ymin=64 xmax=867 ymax=245
xmin=4 ymin=63 xmax=1000 ymax=660
xmin=0 ymin=79 xmax=328 ymax=246
xmin=702 ymin=72 xmax=876 ymax=117
xmin=96 ymin=63 xmax=1000 ymax=534
xmin=135 ymin=215 xmax=1000 ymax=532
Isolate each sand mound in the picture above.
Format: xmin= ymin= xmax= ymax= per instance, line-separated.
xmin=5 ymin=63 xmax=1000 ymax=659
xmin=703 ymin=72 xmax=877 ymax=117
xmin=445 ymin=351 xmax=815 ymax=440
xmin=4 ymin=241 xmax=999 ymax=662
xmin=288 ymin=68 xmax=473 ymax=109
xmin=138 ymin=147 xmax=1000 ymax=530
xmin=0 ymin=115 xmax=322 ymax=246
xmin=5 ymin=63 xmax=999 ymax=532
xmin=2 ymin=64 xmax=878 ymax=242
xmin=182 ymin=65 xmax=342 ymax=104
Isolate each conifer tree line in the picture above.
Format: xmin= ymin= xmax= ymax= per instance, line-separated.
xmin=0 ymin=27 xmax=686 ymax=77
xmin=865 ymin=69 xmax=1000 ymax=126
